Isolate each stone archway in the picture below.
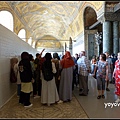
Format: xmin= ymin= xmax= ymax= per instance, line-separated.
xmin=84 ymin=6 xmax=102 ymax=60
xmin=35 ymin=35 xmax=63 ymax=54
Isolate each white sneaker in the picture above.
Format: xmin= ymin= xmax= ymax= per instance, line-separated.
xmin=115 ymin=98 xmax=120 ymax=103
xmin=34 ymin=95 xmax=40 ymax=99
xmin=57 ymin=100 xmax=63 ymax=104
xmin=24 ymin=104 xmax=33 ymax=108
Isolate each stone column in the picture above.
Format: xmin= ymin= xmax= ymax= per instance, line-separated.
xmin=103 ymin=21 xmax=112 ymax=54
xmin=65 ymin=42 xmax=67 ymax=53
xmin=69 ymin=37 xmax=73 ymax=55
xmin=113 ymin=21 xmax=119 ymax=55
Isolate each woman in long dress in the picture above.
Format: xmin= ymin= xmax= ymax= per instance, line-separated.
xmin=113 ymin=52 xmax=120 ymax=103
xmin=59 ymin=51 xmax=75 ymax=102
xmin=41 ymin=53 xmax=59 ymax=106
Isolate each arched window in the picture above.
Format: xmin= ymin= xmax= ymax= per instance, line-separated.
xmin=18 ymin=29 xmax=26 ymax=41
xmin=0 ymin=10 xmax=13 ymax=31
xmin=28 ymin=37 xmax=32 ymax=45
xmin=32 ymin=41 xmax=35 ymax=48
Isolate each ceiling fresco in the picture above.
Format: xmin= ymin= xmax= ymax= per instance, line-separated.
xmin=2 ymin=1 xmax=119 ymax=50
xmin=7 ymin=1 xmax=82 ymax=47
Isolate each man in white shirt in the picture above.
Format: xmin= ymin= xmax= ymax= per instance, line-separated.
xmin=77 ymin=51 xmax=91 ymax=96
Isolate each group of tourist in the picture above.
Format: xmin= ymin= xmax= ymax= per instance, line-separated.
xmin=13 ymin=49 xmax=75 ymax=107
xmin=12 ymin=48 xmax=120 ymax=108
xmin=73 ymin=51 xmax=120 ymax=103
xmin=89 ymin=52 xmax=119 ymax=102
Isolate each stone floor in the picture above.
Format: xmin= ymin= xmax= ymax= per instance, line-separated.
xmin=0 ymin=92 xmax=88 ymax=119
xmin=0 ymin=75 xmax=119 ymax=119
xmin=73 ymin=75 xmax=120 ymax=118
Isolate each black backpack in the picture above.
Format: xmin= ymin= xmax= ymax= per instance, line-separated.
xmin=42 ymin=62 xmax=53 ymax=81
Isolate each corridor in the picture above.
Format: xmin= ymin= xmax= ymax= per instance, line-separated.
xmin=0 ymin=75 xmax=119 ymax=119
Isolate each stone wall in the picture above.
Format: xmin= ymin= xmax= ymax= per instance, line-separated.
xmin=0 ymin=24 xmax=38 ymax=108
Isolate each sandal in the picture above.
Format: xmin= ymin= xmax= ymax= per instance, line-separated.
xmin=102 ymin=95 xmax=105 ymax=98
xmin=97 ymin=95 xmax=101 ymax=99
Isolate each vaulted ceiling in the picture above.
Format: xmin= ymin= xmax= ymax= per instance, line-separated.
xmin=7 ymin=1 xmax=82 ymax=48
xmin=3 ymin=1 xmax=120 ymax=50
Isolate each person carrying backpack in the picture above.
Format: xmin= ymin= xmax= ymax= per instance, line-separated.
xmin=41 ymin=52 xmax=59 ymax=106
xmin=18 ymin=51 xmax=34 ymax=108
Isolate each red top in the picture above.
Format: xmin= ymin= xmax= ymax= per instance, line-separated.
xmin=114 ymin=60 xmax=120 ymax=96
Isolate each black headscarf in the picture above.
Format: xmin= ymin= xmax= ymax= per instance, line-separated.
xmin=19 ymin=51 xmax=32 ymax=82
xmin=53 ymin=52 xmax=60 ymax=60
xmin=21 ymin=52 xmax=29 ymax=60
xmin=43 ymin=53 xmax=52 ymax=70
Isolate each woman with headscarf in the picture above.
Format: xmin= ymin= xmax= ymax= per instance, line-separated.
xmin=41 ymin=52 xmax=59 ymax=106
xmin=59 ymin=51 xmax=75 ymax=102
xmin=18 ymin=51 xmax=34 ymax=108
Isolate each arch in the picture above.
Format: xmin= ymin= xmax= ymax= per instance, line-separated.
xmin=35 ymin=35 xmax=61 ymax=49
xmin=35 ymin=35 xmax=58 ymax=48
xmin=28 ymin=37 xmax=32 ymax=45
xmin=18 ymin=28 xmax=26 ymax=41
xmin=82 ymin=3 xmax=103 ymax=32
xmin=82 ymin=3 xmax=97 ymax=21
xmin=0 ymin=10 xmax=13 ymax=31
xmin=83 ymin=6 xmax=97 ymax=30
xmin=83 ymin=5 xmax=100 ymax=59
xmin=32 ymin=41 xmax=36 ymax=48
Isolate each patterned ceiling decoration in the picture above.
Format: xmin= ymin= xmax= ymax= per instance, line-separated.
xmin=7 ymin=1 xmax=82 ymax=43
